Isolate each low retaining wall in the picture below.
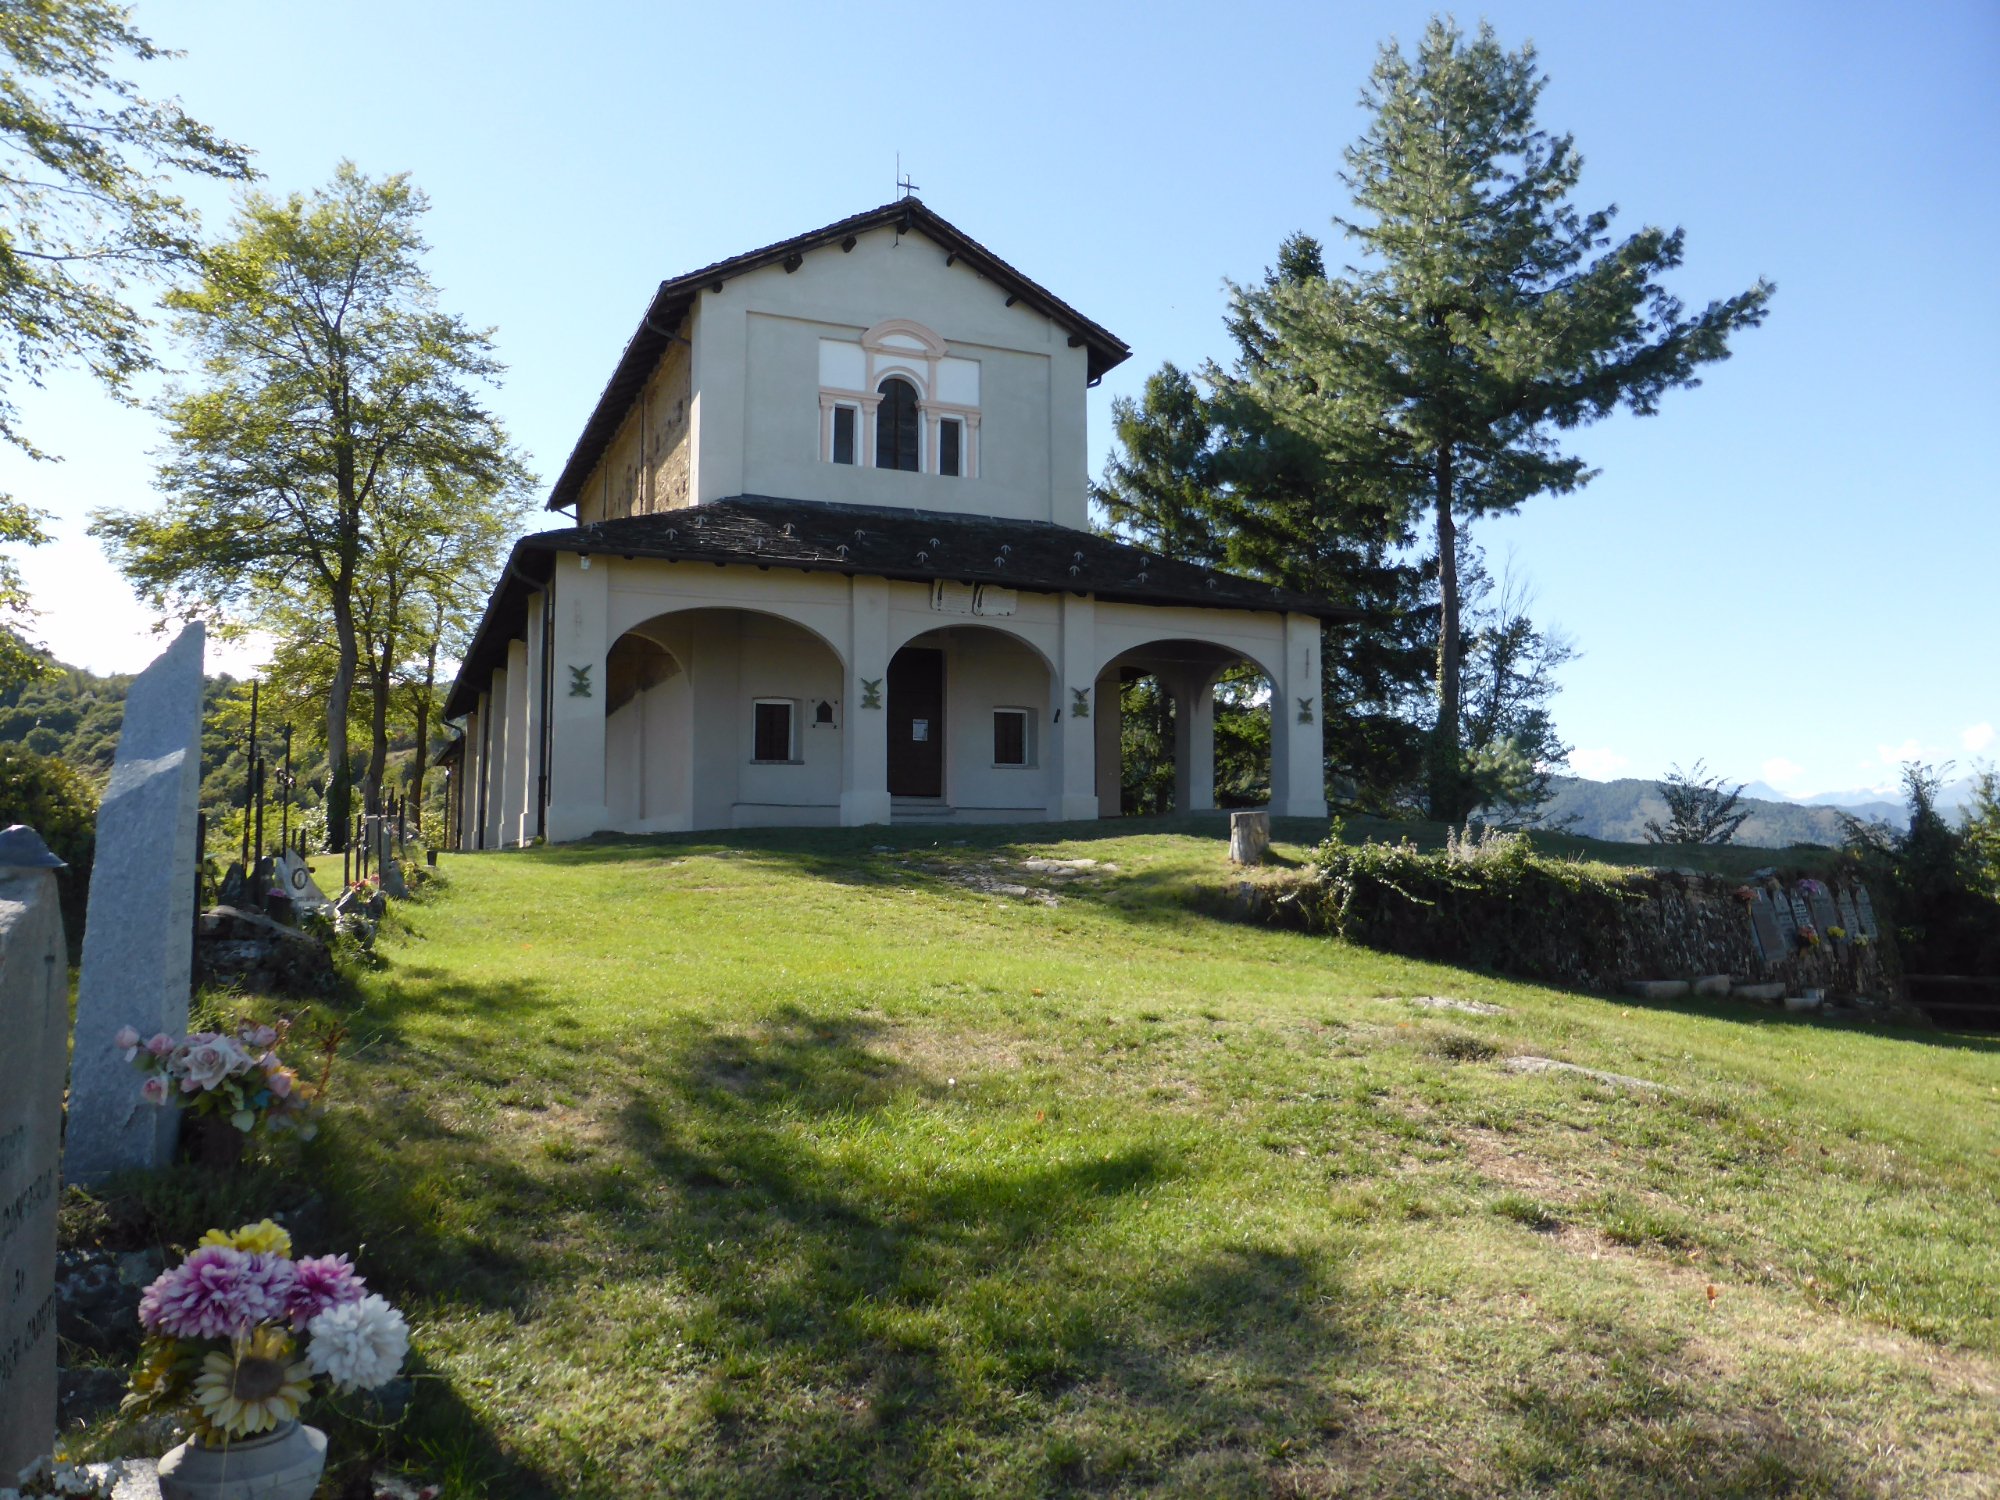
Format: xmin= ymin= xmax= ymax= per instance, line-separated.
xmin=1223 ymin=857 xmax=1904 ymax=1013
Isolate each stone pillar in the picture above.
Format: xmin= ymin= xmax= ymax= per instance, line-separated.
xmin=1093 ymin=668 xmax=1122 ymax=815
xmin=1273 ymin=612 xmax=1329 ymax=820
xmin=0 ymin=836 xmax=66 ymax=1473
xmin=499 ymin=639 xmax=530 ymax=847
xmin=1173 ymin=670 xmax=1216 ymax=814
xmin=545 ymin=554 xmax=611 ymax=844
xmin=472 ymin=693 xmax=492 ymax=850
xmin=457 ymin=710 xmax=480 ymax=850
xmin=839 ymin=575 xmax=891 ymax=826
xmin=482 ymin=669 xmax=508 ymax=850
xmin=67 ymin=623 xmax=205 ymax=1185
xmin=1049 ymin=594 xmax=1099 ymax=820
xmin=519 ymin=589 xmax=547 ymax=846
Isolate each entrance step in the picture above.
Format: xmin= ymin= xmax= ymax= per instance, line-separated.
xmin=891 ymin=799 xmax=955 ymax=822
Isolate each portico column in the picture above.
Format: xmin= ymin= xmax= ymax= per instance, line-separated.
xmin=1172 ymin=671 xmax=1216 ymax=814
xmin=1093 ymin=668 xmax=1122 ymax=815
xmin=1272 ymin=612 xmax=1329 ymax=820
xmin=499 ymin=639 xmax=531 ymax=847
xmin=1049 ymin=593 xmax=1099 ymax=820
xmin=518 ymin=589 xmax=546 ymax=846
xmin=457 ymin=708 xmax=479 ymax=849
xmin=840 ymin=575 xmax=891 ymax=825
xmin=482 ymin=669 xmax=508 ymax=849
xmin=545 ymin=553 xmax=611 ymax=843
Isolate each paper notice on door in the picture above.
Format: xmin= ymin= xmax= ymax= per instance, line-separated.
xmin=912 ymin=720 xmax=930 ymax=741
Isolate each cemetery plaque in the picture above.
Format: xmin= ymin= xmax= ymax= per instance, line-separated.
xmin=1768 ymin=885 xmax=1800 ymax=952
xmin=1808 ymin=889 xmax=1842 ymax=941
xmin=1749 ymin=899 xmax=1785 ymax=966
xmin=1836 ymin=890 xmax=1861 ymax=940
xmin=68 ymin=623 xmax=206 ymax=1186
xmin=1853 ymin=888 xmax=1880 ymax=941
xmin=0 ymin=863 xmax=67 ymax=1473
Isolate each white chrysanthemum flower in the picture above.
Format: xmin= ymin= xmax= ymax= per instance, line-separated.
xmin=306 ymin=1292 xmax=409 ymax=1393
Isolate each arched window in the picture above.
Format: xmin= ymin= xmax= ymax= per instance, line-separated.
xmin=875 ymin=376 xmax=921 ymax=472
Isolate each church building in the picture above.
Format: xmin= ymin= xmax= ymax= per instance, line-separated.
xmin=444 ymin=200 xmax=1344 ymax=846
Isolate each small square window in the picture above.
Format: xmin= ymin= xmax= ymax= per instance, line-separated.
xmin=939 ymin=418 xmax=962 ymax=477
xmin=993 ymin=708 xmax=1029 ymax=766
xmin=753 ymin=700 xmax=795 ymax=762
xmin=831 ymin=406 xmax=856 ymax=465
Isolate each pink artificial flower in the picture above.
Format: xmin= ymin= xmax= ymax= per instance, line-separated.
xmin=265 ymin=1067 xmax=294 ymax=1099
xmin=179 ymin=1037 xmax=249 ymax=1093
xmin=244 ymin=1024 xmax=278 ymax=1049
xmin=141 ymin=1077 xmax=169 ymax=1106
xmin=285 ymin=1253 xmax=365 ymax=1329
xmin=138 ymin=1247 xmax=294 ymax=1341
xmin=146 ymin=1033 xmax=174 ymax=1058
xmin=114 ymin=1026 xmax=140 ymax=1059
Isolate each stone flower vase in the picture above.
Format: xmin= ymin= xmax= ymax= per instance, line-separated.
xmin=157 ymin=1420 xmax=327 ymax=1500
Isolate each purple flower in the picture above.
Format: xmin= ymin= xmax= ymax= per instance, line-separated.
xmin=286 ymin=1253 xmax=366 ymax=1329
xmin=138 ymin=1246 xmax=295 ymax=1341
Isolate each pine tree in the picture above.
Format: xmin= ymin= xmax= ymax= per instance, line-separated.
xmin=1234 ymin=19 xmax=1772 ymax=822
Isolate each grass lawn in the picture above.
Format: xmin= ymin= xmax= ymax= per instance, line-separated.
xmin=287 ymin=818 xmax=1994 ymax=1497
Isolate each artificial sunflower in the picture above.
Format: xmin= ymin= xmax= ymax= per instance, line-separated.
xmin=122 ymin=1335 xmax=193 ymax=1415
xmin=200 ymin=1219 xmax=294 ymax=1257
xmin=191 ymin=1327 xmax=311 ymax=1437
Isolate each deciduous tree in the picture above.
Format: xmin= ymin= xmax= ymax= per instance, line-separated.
xmin=91 ymin=165 xmax=531 ymax=846
xmin=0 ymin=0 xmax=252 ymax=686
xmin=1643 ymin=761 xmax=1748 ymax=846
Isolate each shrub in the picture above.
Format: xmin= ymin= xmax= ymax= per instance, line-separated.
xmin=1307 ymin=827 xmax=1641 ymax=988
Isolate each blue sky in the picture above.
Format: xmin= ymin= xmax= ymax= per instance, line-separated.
xmin=4 ymin=0 xmax=1993 ymax=799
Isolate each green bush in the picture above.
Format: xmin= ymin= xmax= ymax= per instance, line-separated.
xmin=1307 ymin=825 xmax=1641 ymax=988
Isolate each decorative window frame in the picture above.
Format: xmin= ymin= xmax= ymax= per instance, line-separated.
xmin=991 ymin=706 xmax=1034 ymax=768
xmin=819 ymin=318 xmax=979 ymax=478
xmin=751 ymin=698 xmax=799 ymax=764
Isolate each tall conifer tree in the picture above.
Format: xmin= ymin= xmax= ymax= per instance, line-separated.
xmin=1234 ymin=18 xmax=1772 ymax=821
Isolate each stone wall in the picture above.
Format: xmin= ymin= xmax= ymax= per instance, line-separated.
xmin=577 ymin=319 xmax=692 ymax=523
xmin=1230 ymin=856 xmax=1900 ymax=1011
xmin=1610 ymin=871 xmax=1894 ymax=1001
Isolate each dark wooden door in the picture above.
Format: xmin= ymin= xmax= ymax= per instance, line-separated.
xmin=887 ymin=647 xmax=944 ymax=798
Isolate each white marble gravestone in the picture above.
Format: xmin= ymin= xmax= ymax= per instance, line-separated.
xmin=0 ymin=855 xmax=68 ymax=1474
xmin=66 ymin=623 xmax=206 ymax=1186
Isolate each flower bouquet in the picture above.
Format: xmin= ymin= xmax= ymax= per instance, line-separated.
xmin=119 ymin=1019 xmax=329 ymax=1144
xmin=125 ymin=1222 xmax=409 ymax=1499
xmin=1795 ymin=924 xmax=1821 ymax=950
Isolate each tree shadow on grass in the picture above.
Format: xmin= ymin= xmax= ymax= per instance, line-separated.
xmin=325 ymin=958 xmax=1929 ymax=1495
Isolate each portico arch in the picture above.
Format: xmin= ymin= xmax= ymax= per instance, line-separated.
xmin=599 ymin=605 xmax=847 ymax=831
xmin=884 ymin=623 xmax=1059 ymax=820
xmin=1092 ymin=638 xmax=1276 ymax=816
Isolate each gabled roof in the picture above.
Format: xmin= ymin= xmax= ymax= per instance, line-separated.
xmin=444 ymin=498 xmax=1354 ymax=720
xmin=542 ymin=199 xmax=1133 ymax=513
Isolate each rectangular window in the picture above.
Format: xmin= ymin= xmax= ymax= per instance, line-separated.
xmin=939 ymin=418 xmax=962 ymax=477
xmin=753 ymin=699 xmax=795 ymax=763
xmin=993 ymin=708 xmax=1029 ymax=766
xmin=831 ymin=406 xmax=856 ymax=465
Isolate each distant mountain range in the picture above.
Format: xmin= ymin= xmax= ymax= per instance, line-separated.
xmin=1525 ymin=774 xmax=1978 ymax=848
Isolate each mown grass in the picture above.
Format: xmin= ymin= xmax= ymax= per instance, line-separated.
xmin=207 ymin=819 xmax=1998 ymax=1495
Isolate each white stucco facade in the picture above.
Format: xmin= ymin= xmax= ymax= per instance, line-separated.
xmin=448 ymin=201 xmax=1336 ymax=846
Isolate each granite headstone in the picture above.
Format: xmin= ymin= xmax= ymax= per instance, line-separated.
xmin=1748 ymin=898 xmax=1785 ymax=966
xmin=66 ymin=623 xmax=206 ymax=1186
xmin=1854 ymin=887 xmax=1880 ymax=941
xmin=0 ymin=849 xmax=68 ymax=1473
